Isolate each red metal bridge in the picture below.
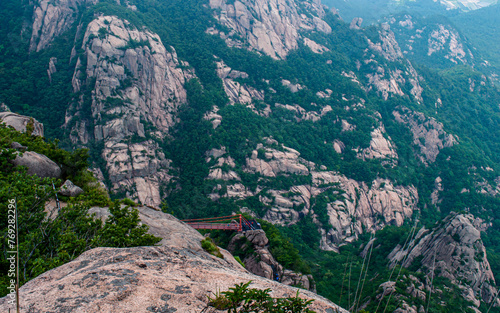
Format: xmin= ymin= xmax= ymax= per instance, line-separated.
xmin=182 ymin=214 xmax=258 ymax=232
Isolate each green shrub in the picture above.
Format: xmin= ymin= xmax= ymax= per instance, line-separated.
xmin=202 ymin=237 xmax=224 ymax=259
xmin=207 ymin=281 xmax=315 ymax=312
xmin=97 ymin=201 xmax=161 ymax=247
xmin=121 ymin=198 xmax=138 ymax=207
xmin=234 ymin=256 xmax=245 ymax=268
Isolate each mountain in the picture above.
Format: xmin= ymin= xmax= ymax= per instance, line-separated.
xmin=451 ymin=3 xmax=500 ymax=84
xmin=436 ymin=0 xmax=499 ymax=11
xmin=320 ymin=0 xmax=498 ymax=24
xmin=1 ymin=0 xmax=500 ymax=311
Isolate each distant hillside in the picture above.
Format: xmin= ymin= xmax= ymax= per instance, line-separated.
xmin=320 ymin=0 xmax=497 ymax=24
xmin=452 ymin=3 xmax=500 ymax=81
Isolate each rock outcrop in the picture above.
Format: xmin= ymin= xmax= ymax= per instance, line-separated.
xmin=11 ymin=151 xmax=62 ymax=178
xmin=0 ymin=207 xmax=346 ymax=313
xmin=209 ymin=0 xmax=332 ymax=59
xmin=0 ymin=112 xmax=44 ymax=136
xmin=360 ymin=23 xmax=424 ymax=102
xmin=393 ymin=106 xmax=458 ymax=163
xmin=388 ymin=213 xmax=498 ymax=308
xmin=245 ymin=143 xmax=311 ymax=177
xmin=210 ymin=139 xmax=418 ymax=251
xmin=228 ymin=229 xmax=315 ymax=291
xmin=385 ymin=15 xmax=475 ymax=67
xmin=0 ymin=103 xmax=10 ymax=112
xmin=274 ymin=103 xmax=333 ymax=122
xmin=206 ymin=147 xmax=241 ymax=181
xmin=30 ymin=0 xmax=98 ymax=52
xmin=313 ymin=173 xmax=418 ymax=251
xmin=216 ymin=59 xmax=265 ymax=107
xmin=88 ymin=205 xmax=214 ymax=251
xmin=356 ymin=124 xmax=398 ymax=163
xmin=59 ymin=179 xmax=84 ymax=197
xmin=428 ymin=24 xmax=469 ymax=64
xmin=367 ymin=23 xmax=404 ymax=62
xmin=434 ymin=0 xmax=495 ymax=12
xmin=67 ymin=16 xmax=194 ymax=206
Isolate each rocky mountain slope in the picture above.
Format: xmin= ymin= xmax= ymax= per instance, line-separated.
xmin=209 ymin=0 xmax=331 ymax=59
xmin=1 ymin=0 xmax=500 ymax=311
xmin=387 ymin=213 xmax=498 ymax=310
xmin=0 ymin=207 xmax=346 ymax=313
xmin=321 ymin=0 xmax=499 ymax=25
xmin=66 ymin=15 xmax=196 ymax=207
xmin=433 ymin=0 xmax=498 ymax=11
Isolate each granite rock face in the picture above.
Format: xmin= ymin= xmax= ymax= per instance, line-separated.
xmin=367 ymin=23 xmax=404 ymax=62
xmin=361 ymin=23 xmax=424 ymax=102
xmin=67 ymin=16 xmax=194 ymax=206
xmin=393 ymin=106 xmax=458 ymax=163
xmin=209 ymin=0 xmax=331 ymax=59
xmin=0 ymin=246 xmax=345 ymax=313
xmin=30 ymin=0 xmax=98 ymax=52
xmin=0 ymin=112 xmax=44 ymax=136
xmin=385 ymin=15 xmax=475 ymax=66
xmin=215 ymin=59 xmax=265 ymax=108
xmin=313 ymin=173 xmax=418 ymax=251
xmin=388 ymin=213 xmax=498 ymax=308
xmin=208 ymin=140 xmax=418 ymax=251
xmin=356 ymin=124 xmax=398 ymax=164
xmin=0 ymin=209 xmax=346 ymax=313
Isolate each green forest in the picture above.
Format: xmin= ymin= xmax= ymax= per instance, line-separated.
xmin=1 ymin=0 xmax=500 ymax=311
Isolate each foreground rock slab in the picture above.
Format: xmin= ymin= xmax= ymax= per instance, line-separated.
xmin=0 ymin=208 xmax=346 ymax=312
xmin=0 ymin=245 xmax=347 ymax=313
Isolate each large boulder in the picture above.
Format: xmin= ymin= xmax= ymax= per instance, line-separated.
xmin=12 ymin=151 xmax=61 ymax=178
xmin=0 ymin=112 xmax=44 ymax=136
xmin=58 ymin=180 xmax=84 ymax=197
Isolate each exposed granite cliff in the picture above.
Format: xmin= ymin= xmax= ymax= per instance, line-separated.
xmin=30 ymin=0 xmax=98 ymax=52
xmin=313 ymin=173 xmax=418 ymax=251
xmin=0 ymin=206 xmax=346 ymax=313
xmin=67 ymin=16 xmax=194 ymax=206
xmin=216 ymin=59 xmax=265 ymax=108
xmin=207 ymin=140 xmax=418 ymax=252
xmin=393 ymin=106 xmax=458 ymax=163
xmin=385 ymin=14 xmax=475 ymax=67
xmin=356 ymin=123 xmax=398 ymax=164
xmin=361 ymin=23 xmax=424 ymax=102
xmin=0 ymin=112 xmax=44 ymax=136
xmin=388 ymin=213 xmax=498 ymax=309
xmin=208 ymin=0 xmax=331 ymax=59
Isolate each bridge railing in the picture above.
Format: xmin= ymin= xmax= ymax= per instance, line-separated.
xmin=182 ymin=214 xmax=245 ymax=231
xmin=182 ymin=214 xmax=261 ymax=232
xmin=187 ymin=222 xmax=240 ymax=230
